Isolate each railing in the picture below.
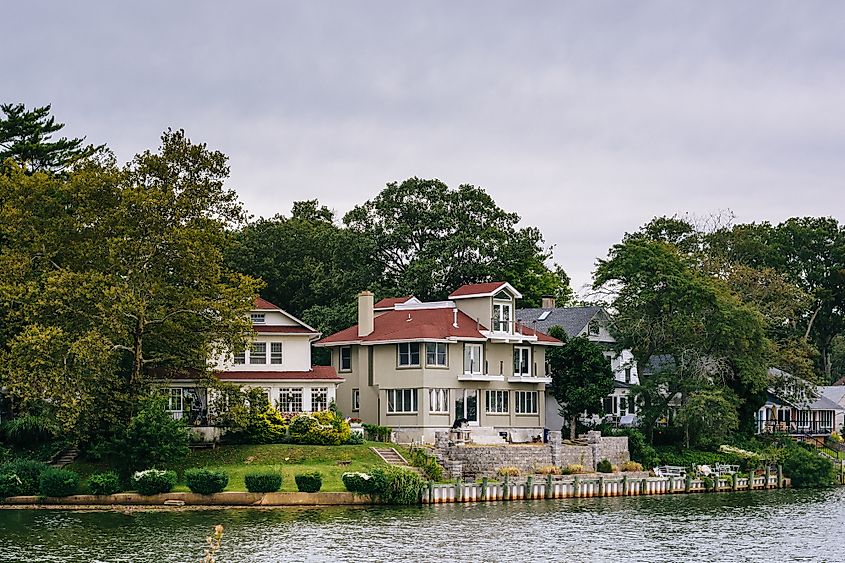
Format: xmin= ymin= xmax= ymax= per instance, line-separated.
xmin=757 ymin=420 xmax=834 ymax=435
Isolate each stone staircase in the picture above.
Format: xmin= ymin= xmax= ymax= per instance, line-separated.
xmin=371 ymin=447 xmax=424 ymax=475
xmin=50 ymin=446 xmax=80 ymax=469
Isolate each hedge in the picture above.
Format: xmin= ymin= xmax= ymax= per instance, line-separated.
xmin=0 ymin=460 xmax=49 ymax=497
xmin=244 ymin=472 xmax=282 ymax=493
xmin=88 ymin=472 xmax=122 ymax=496
xmin=133 ymin=469 xmax=177 ymax=495
xmin=341 ymin=472 xmax=374 ymax=494
xmin=39 ymin=468 xmax=80 ymax=497
xmin=294 ymin=472 xmax=323 ymax=493
xmin=185 ymin=468 xmax=229 ymax=495
xmin=369 ymin=466 xmax=426 ymax=505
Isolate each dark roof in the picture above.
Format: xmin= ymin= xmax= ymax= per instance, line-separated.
xmin=254 ymin=297 xmax=281 ymax=310
xmin=374 ymin=296 xmax=413 ymax=310
xmin=449 ymin=282 xmax=511 ymax=298
xmin=515 ymin=306 xmax=604 ymax=338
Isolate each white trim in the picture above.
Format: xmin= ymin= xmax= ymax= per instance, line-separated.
xmin=458 ymin=374 xmax=505 ymax=382
xmin=449 ymin=282 xmax=523 ymax=300
xmin=395 ymin=300 xmax=456 ymax=310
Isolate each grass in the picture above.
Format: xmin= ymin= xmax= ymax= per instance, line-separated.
xmin=69 ymin=442 xmax=399 ymax=493
xmin=820 ymin=446 xmax=845 ymax=460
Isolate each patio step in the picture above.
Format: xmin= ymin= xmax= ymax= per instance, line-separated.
xmin=371 ymin=447 xmax=424 ymax=475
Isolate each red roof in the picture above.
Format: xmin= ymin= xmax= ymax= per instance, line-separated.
xmin=254 ymin=297 xmax=281 ymax=310
xmin=448 ymin=282 xmax=509 ymax=298
xmin=253 ymin=325 xmax=318 ymax=334
xmin=374 ymin=296 xmax=413 ymax=309
xmin=218 ymin=366 xmax=341 ymax=381
xmin=317 ymin=306 xmax=562 ymax=346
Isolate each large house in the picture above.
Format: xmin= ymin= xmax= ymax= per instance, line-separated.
xmin=515 ymin=300 xmax=639 ymax=431
xmin=316 ymin=282 xmax=563 ymax=443
xmin=160 ymin=297 xmax=342 ymax=439
xmin=756 ymin=368 xmax=845 ymax=438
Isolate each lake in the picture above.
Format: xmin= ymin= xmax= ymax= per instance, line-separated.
xmin=0 ymin=488 xmax=841 ymax=562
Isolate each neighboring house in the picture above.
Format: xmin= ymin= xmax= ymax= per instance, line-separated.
xmin=756 ymin=368 xmax=845 ymax=437
xmin=316 ymin=282 xmax=563 ymax=444
xmin=516 ymin=299 xmax=639 ymax=431
xmin=160 ymin=297 xmax=342 ymax=439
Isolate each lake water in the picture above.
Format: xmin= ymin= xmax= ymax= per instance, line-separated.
xmin=0 ymin=488 xmax=842 ymax=562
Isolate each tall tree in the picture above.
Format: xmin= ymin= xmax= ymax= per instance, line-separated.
xmin=343 ymin=177 xmax=572 ymax=305
xmin=0 ymin=103 xmax=103 ymax=174
xmin=546 ymin=326 xmax=615 ymax=440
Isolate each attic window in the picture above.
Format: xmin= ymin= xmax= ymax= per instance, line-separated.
xmin=251 ymin=313 xmax=266 ymax=324
xmin=538 ymin=311 xmax=550 ymax=321
xmin=588 ymin=320 xmax=600 ymax=335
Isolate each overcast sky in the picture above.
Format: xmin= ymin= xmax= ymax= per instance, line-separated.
xmin=5 ymin=1 xmax=844 ymax=293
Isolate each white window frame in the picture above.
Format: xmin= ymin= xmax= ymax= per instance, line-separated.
xmin=352 ymin=388 xmax=360 ymax=411
xmin=463 ymin=344 xmax=484 ymax=374
xmin=397 ymin=342 xmax=420 ymax=367
xmin=386 ymin=389 xmax=418 ymax=414
xmin=270 ymin=342 xmax=283 ymax=365
xmin=311 ymin=387 xmax=328 ymax=411
xmin=164 ymin=388 xmax=183 ymax=412
xmin=515 ymin=391 xmax=538 ymax=414
xmin=425 ymin=342 xmax=448 ymax=367
xmin=251 ymin=312 xmax=266 ymax=324
xmin=340 ymin=346 xmax=352 ymax=371
xmin=513 ymin=346 xmax=531 ymax=376
xmin=233 ymin=350 xmax=246 ymax=365
xmin=492 ymin=301 xmax=513 ymax=332
xmin=250 ymin=342 xmax=267 ymax=364
xmin=429 ymin=388 xmax=449 ymax=414
xmin=279 ymin=387 xmax=303 ymax=413
xmin=485 ymin=390 xmax=509 ymax=414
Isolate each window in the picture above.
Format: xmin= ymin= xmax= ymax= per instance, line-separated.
xmin=624 ymin=367 xmax=632 ymax=384
xmin=426 ymin=342 xmax=447 ymax=367
xmin=270 ymin=342 xmax=283 ymax=364
xmin=429 ymin=389 xmax=449 ymax=413
xmin=493 ymin=302 xmax=512 ymax=332
xmin=602 ymin=396 xmax=613 ymax=414
xmin=398 ymin=342 xmax=420 ymax=366
xmin=251 ymin=312 xmax=266 ymax=324
xmin=463 ymin=344 xmax=483 ymax=374
xmin=485 ymin=390 xmax=509 ymax=414
xmin=233 ymin=350 xmax=246 ymax=365
xmin=279 ymin=388 xmax=303 ymax=412
xmin=588 ymin=320 xmax=601 ymax=335
xmin=164 ymin=388 xmax=183 ymax=412
xmin=340 ymin=346 xmax=352 ymax=371
xmin=620 ymin=397 xmax=627 ymax=416
xmin=250 ymin=342 xmax=267 ymax=364
xmin=513 ymin=346 xmax=531 ymax=376
xmin=311 ymin=387 xmax=328 ymax=411
xmin=352 ymin=388 xmax=360 ymax=411
xmin=515 ymin=391 xmax=538 ymax=414
xmin=387 ymin=389 xmax=418 ymax=413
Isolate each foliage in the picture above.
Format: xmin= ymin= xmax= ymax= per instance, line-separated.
xmin=535 ymin=465 xmax=561 ymax=475
xmin=408 ymin=448 xmax=444 ymax=481
xmin=596 ymin=459 xmax=614 ymax=473
xmin=675 ymin=388 xmax=740 ymax=449
xmin=87 ymin=472 xmax=122 ymax=496
xmin=294 ymin=472 xmax=323 ymax=493
xmin=368 ymin=465 xmax=426 ymax=505
xmin=39 ymin=468 xmax=80 ymax=497
xmin=223 ymin=388 xmax=289 ymax=444
xmin=620 ymin=461 xmax=644 ymax=472
xmin=546 ymin=327 xmax=615 ymax=440
xmin=345 ymin=432 xmax=364 ymax=445
xmin=0 ymin=473 xmax=21 ymax=498
xmin=104 ymin=396 xmax=189 ymax=475
xmin=203 ymin=524 xmax=225 ymax=563
xmin=0 ymin=459 xmax=48 ymax=496
xmin=341 ymin=472 xmax=375 ymax=494
xmin=560 ymin=464 xmax=585 ymax=475
xmin=244 ymin=472 xmax=282 ymax=493
xmin=362 ymin=424 xmax=392 ymax=442
xmin=288 ymin=411 xmax=351 ymax=446
xmin=496 ymin=467 xmax=521 ymax=477
xmin=132 ymin=469 xmax=177 ymax=495
xmin=613 ymin=429 xmax=660 ymax=469
xmin=781 ymin=443 xmax=836 ymax=488
xmin=1 ymin=414 xmax=58 ymax=447
xmin=185 ymin=468 xmax=229 ymax=495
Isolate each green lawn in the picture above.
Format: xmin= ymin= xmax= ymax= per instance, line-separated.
xmin=70 ymin=442 xmax=404 ymax=493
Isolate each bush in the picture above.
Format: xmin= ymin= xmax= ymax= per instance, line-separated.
xmin=133 ymin=469 xmax=177 ymax=495
xmin=39 ymin=468 xmax=80 ymax=497
xmin=289 ymin=411 xmax=352 ymax=446
xmin=244 ymin=472 xmax=282 ymax=493
xmin=295 ymin=472 xmax=323 ymax=493
xmin=185 ymin=468 xmax=229 ymax=495
xmin=369 ymin=466 xmax=426 ymax=505
xmin=0 ymin=473 xmax=22 ymax=499
xmin=561 ymin=464 xmax=585 ymax=475
xmin=408 ymin=448 xmax=444 ymax=481
xmin=225 ymin=389 xmax=290 ymax=444
xmin=620 ymin=461 xmax=644 ymax=472
xmin=342 ymin=472 xmax=375 ymax=494
xmin=782 ymin=444 xmax=836 ymax=488
xmin=1 ymin=414 xmax=57 ymax=447
xmin=0 ymin=459 xmax=49 ymax=496
xmin=596 ymin=459 xmax=613 ymax=473
xmin=88 ymin=472 xmax=122 ymax=496
xmin=496 ymin=466 xmax=521 ymax=477
xmin=536 ymin=465 xmax=561 ymax=475
xmin=614 ymin=429 xmax=660 ymax=469
xmin=107 ymin=396 xmax=189 ymax=474
xmin=362 ymin=423 xmax=392 ymax=442
xmin=345 ymin=432 xmax=364 ymax=445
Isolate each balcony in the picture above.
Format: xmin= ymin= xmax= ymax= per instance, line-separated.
xmin=482 ymin=319 xmax=538 ymax=343
xmin=507 ymin=374 xmax=552 ymax=384
xmin=756 ymin=420 xmax=835 ymax=436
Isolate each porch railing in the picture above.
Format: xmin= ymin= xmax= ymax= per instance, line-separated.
xmin=756 ymin=420 xmax=834 ymax=435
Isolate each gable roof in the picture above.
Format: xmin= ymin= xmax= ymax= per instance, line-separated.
xmin=448 ymin=282 xmax=522 ymax=299
xmin=316 ymin=306 xmax=560 ymax=346
xmin=254 ymin=297 xmax=282 ymax=310
xmin=515 ymin=306 xmax=605 ymax=338
xmin=374 ymin=296 xmax=416 ymax=310
xmin=251 ymin=296 xmax=319 ymax=334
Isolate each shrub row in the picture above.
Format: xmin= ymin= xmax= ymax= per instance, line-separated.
xmin=226 ymin=403 xmax=355 ymax=446
xmin=342 ymin=466 xmax=426 ymax=505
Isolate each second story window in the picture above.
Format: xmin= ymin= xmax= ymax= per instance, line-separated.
xmin=340 ymin=346 xmax=352 ymax=371
xmin=398 ymin=342 xmax=420 ymax=367
xmin=425 ymin=343 xmax=447 ymax=367
xmin=464 ymin=344 xmax=483 ymax=374
xmin=250 ymin=342 xmax=267 ymax=364
xmin=493 ymin=301 xmax=512 ymax=332
xmin=251 ymin=313 xmax=266 ymax=324
xmin=233 ymin=350 xmax=246 ymax=365
xmin=513 ymin=346 xmax=531 ymax=376
xmin=270 ymin=342 xmax=283 ymax=364
xmin=588 ymin=319 xmax=601 ymax=335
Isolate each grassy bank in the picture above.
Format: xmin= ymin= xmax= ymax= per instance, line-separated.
xmin=70 ymin=442 xmax=405 ymax=493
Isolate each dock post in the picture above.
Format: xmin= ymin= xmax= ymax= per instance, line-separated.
xmin=574 ymin=476 xmax=580 ymax=497
xmin=503 ymin=475 xmax=510 ymax=501
xmin=622 ymin=475 xmax=628 ymax=496
xmin=481 ymin=477 xmax=488 ymax=501
xmin=598 ymin=476 xmax=605 ymax=497
xmin=545 ymin=475 xmax=553 ymax=499
xmin=685 ymin=473 xmax=692 ymax=493
xmin=777 ymin=465 xmax=783 ymax=489
xmin=525 ymin=476 xmax=534 ymax=500
xmin=455 ymin=478 xmax=462 ymax=502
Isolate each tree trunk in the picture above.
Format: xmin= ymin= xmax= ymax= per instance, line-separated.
xmin=570 ymin=415 xmax=577 ymax=441
xmin=131 ymin=314 xmax=144 ymax=390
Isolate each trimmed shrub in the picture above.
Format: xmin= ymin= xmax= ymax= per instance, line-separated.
xmin=782 ymin=444 xmax=836 ymax=488
xmin=185 ymin=468 xmax=229 ymax=495
xmin=362 ymin=423 xmax=392 ymax=442
xmin=133 ymin=469 xmax=177 ymax=495
xmin=88 ymin=472 xmax=122 ymax=496
xmin=496 ymin=466 xmax=521 ymax=477
xmin=369 ymin=466 xmax=426 ymax=505
xmin=596 ymin=459 xmax=613 ymax=473
xmin=345 ymin=433 xmax=364 ymax=445
xmin=408 ymin=448 xmax=443 ymax=481
xmin=561 ymin=464 xmax=585 ymax=475
xmin=620 ymin=461 xmax=644 ymax=472
xmin=39 ymin=468 xmax=80 ymax=497
xmin=295 ymin=472 xmax=323 ymax=493
xmin=0 ymin=473 xmax=23 ymax=498
xmin=342 ymin=472 xmax=374 ymax=494
xmin=536 ymin=465 xmax=561 ymax=475
xmin=244 ymin=472 xmax=282 ymax=493
xmin=0 ymin=459 xmax=49 ymax=496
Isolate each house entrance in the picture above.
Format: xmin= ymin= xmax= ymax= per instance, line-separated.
xmin=455 ymin=389 xmax=478 ymax=425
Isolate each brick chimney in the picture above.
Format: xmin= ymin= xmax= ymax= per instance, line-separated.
xmin=541 ymin=295 xmax=556 ymax=309
xmin=358 ymin=291 xmax=374 ymax=337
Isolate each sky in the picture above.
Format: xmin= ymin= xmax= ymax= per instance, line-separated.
xmin=4 ymin=1 xmax=845 ymax=293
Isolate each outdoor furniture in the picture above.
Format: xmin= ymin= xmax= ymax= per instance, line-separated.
xmin=715 ymin=463 xmax=739 ymax=475
xmin=653 ymin=465 xmax=686 ymax=477
xmin=619 ymin=414 xmax=637 ymax=427
xmin=696 ymin=464 xmax=713 ymax=476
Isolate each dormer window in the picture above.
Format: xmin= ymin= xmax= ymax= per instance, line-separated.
xmin=251 ymin=313 xmax=266 ymax=324
xmin=588 ymin=320 xmax=600 ymax=335
xmin=492 ymin=301 xmax=512 ymax=332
